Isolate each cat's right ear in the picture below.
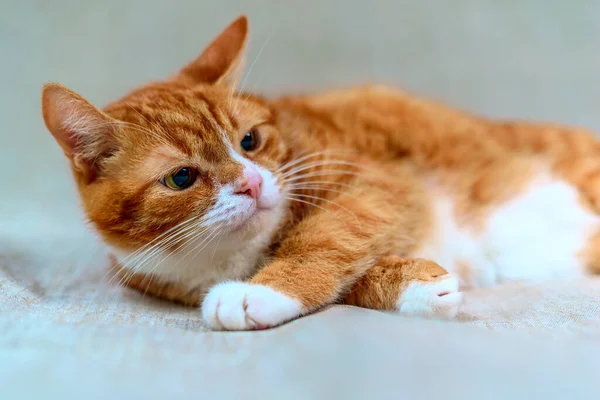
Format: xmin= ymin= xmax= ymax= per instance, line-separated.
xmin=41 ymin=83 xmax=117 ymax=180
xmin=169 ymin=15 xmax=248 ymax=86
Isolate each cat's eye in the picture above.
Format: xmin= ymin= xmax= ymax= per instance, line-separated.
xmin=161 ymin=168 xmax=198 ymax=190
xmin=241 ymin=129 xmax=260 ymax=152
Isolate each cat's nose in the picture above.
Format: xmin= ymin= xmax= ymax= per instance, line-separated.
xmin=235 ymin=168 xmax=262 ymax=200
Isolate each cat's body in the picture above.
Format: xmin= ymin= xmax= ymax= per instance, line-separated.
xmin=277 ymin=86 xmax=600 ymax=285
xmin=42 ymin=16 xmax=600 ymax=330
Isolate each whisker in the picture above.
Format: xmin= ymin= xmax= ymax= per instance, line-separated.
xmin=284 ymin=196 xmax=354 ymax=229
xmin=210 ymin=234 xmax=224 ymax=266
xmin=191 ymin=224 xmax=224 ymax=258
xmin=115 ymin=216 xmax=199 ymax=269
xmin=232 ymin=32 xmax=273 ymax=116
xmin=286 ymin=193 xmax=361 ymax=226
xmin=175 ymin=222 xmax=223 ymax=267
xmin=275 ymin=149 xmax=357 ymax=175
xmin=282 ymin=169 xmax=364 ymax=184
xmin=119 ymin=226 xmax=192 ymax=272
xmin=140 ymin=270 xmax=157 ymax=299
xmin=130 ymin=220 xmax=209 ymax=276
xmin=153 ymin=223 xmax=214 ymax=268
xmin=227 ymin=53 xmax=247 ymax=113
xmin=279 ymin=160 xmax=364 ymax=180
xmin=287 ymin=185 xmax=368 ymax=207
xmin=134 ymin=221 xmax=208 ymax=298
xmin=285 ymin=196 xmax=335 ymax=216
xmin=105 ymin=216 xmax=201 ymax=286
xmin=285 ymin=180 xmax=356 ymax=190
xmin=287 ymin=185 xmax=356 ymax=198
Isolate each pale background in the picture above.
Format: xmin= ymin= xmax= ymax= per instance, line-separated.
xmin=2 ymin=0 xmax=600 ymax=223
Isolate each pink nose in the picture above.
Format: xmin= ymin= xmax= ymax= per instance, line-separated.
xmin=236 ymin=168 xmax=262 ymax=200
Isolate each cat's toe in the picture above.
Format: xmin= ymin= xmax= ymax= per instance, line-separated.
xmin=395 ymin=274 xmax=463 ymax=319
xmin=201 ymin=281 xmax=303 ymax=331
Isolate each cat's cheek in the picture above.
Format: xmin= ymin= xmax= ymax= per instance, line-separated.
xmin=201 ymin=282 xmax=304 ymax=331
xmin=256 ymin=171 xmax=281 ymax=209
xmin=257 ymin=191 xmax=281 ymax=210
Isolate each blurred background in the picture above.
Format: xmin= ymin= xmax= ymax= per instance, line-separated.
xmin=1 ymin=0 xmax=600 ymax=226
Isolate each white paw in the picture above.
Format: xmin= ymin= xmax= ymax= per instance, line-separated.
xmin=201 ymin=282 xmax=303 ymax=331
xmin=396 ymin=275 xmax=463 ymax=319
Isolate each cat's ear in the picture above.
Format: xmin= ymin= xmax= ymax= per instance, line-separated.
xmin=41 ymin=83 xmax=118 ymax=180
xmin=170 ymin=15 xmax=248 ymax=86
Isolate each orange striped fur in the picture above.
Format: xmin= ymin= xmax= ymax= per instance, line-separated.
xmin=42 ymin=16 xmax=600 ymax=330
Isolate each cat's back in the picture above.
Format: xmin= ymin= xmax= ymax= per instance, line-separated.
xmin=275 ymin=84 xmax=600 ymax=168
xmin=275 ymin=84 xmax=481 ymax=131
xmin=273 ymin=84 xmax=500 ymax=160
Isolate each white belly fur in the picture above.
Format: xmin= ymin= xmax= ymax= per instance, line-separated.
xmin=412 ymin=174 xmax=599 ymax=288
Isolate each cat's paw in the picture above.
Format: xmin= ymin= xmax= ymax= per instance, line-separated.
xmin=396 ymin=274 xmax=463 ymax=319
xmin=201 ymin=282 xmax=303 ymax=331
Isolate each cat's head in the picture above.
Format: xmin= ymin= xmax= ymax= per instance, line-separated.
xmin=41 ymin=16 xmax=290 ymax=286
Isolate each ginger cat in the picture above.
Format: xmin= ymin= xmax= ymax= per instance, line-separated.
xmin=42 ymin=16 xmax=600 ymax=331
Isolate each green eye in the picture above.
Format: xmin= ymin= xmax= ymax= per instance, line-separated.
xmin=161 ymin=168 xmax=197 ymax=190
xmin=241 ymin=129 xmax=259 ymax=152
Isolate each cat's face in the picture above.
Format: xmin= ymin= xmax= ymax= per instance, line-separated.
xmin=41 ymin=16 xmax=290 ymax=284
xmin=94 ymin=84 xmax=286 ymax=249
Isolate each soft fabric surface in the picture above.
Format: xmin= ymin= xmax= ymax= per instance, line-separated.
xmin=2 ymin=222 xmax=600 ymax=399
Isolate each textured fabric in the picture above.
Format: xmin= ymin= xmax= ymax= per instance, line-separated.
xmin=2 ymin=225 xmax=600 ymax=399
xmin=2 ymin=308 xmax=600 ymax=400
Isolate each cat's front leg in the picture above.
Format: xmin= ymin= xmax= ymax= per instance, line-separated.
xmin=343 ymin=256 xmax=463 ymax=319
xmin=201 ymin=201 xmax=390 ymax=330
xmin=200 ymin=256 xmax=463 ymax=330
xmin=201 ymin=254 xmax=358 ymax=330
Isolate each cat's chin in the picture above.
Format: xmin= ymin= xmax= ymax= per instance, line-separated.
xmin=228 ymin=207 xmax=272 ymax=236
xmin=225 ymin=197 xmax=286 ymax=242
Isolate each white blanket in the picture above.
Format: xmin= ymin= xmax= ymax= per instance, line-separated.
xmin=2 ymin=220 xmax=600 ymax=399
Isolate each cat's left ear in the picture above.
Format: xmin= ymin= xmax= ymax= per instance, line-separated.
xmin=41 ymin=83 xmax=119 ymax=182
xmin=170 ymin=15 xmax=248 ymax=86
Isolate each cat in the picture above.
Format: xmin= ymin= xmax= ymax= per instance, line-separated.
xmin=41 ymin=15 xmax=600 ymax=331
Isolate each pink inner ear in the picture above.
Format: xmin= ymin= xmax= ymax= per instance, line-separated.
xmin=41 ymin=83 xmax=116 ymax=179
xmin=42 ymin=85 xmax=82 ymax=157
xmin=53 ymin=113 xmax=83 ymax=157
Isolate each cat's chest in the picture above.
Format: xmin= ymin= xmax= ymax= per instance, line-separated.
xmin=411 ymin=175 xmax=599 ymax=288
